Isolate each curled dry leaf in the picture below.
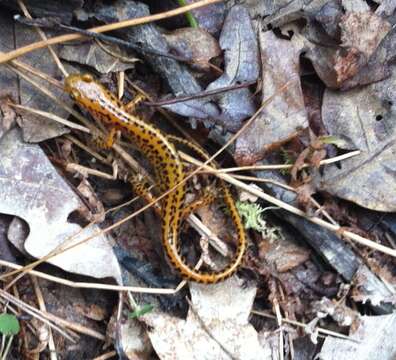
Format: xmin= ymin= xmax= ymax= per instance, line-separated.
xmin=336 ymin=11 xmax=391 ymax=87
xmin=206 ymin=5 xmax=259 ymax=132
xmin=0 ymin=97 xmax=17 ymax=139
xmin=340 ymin=24 xmax=396 ymax=89
xmin=235 ymin=30 xmax=308 ymax=165
xmin=260 ymin=0 xmax=333 ymax=29
xmin=164 ymin=28 xmax=221 ymax=72
xmin=76 ymin=178 xmax=106 ymax=223
xmin=312 ymin=71 xmax=396 ymax=212
xmin=0 ymin=129 xmax=122 ymax=282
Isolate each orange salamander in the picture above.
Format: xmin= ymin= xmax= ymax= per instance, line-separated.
xmin=64 ymin=73 xmax=246 ymax=283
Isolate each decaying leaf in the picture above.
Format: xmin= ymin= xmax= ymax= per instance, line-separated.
xmin=313 ymin=0 xmax=343 ymax=39
xmin=304 ymin=10 xmax=395 ymax=90
xmin=260 ymin=0 xmax=332 ymax=29
xmin=59 ymin=40 xmax=138 ymax=74
xmin=319 ymin=313 xmax=396 ymax=360
xmin=342 ymin=0 xmax=370 ymax=12
xmin=340 ymin=12 xmax=390 ymax=59
xmin=0 ymin=11 xmax=18 ymax=101
xmin=116 ymin=317 xmax=152 ymax=359
xmin=0 ymin=128 xmax=122 ymax=282
xmin=340 ymin=24 xmax=396 ymax=89
xmin=206 ymin=5 xmax=259 ymax=132
xmin=235 ymin=30 xmax=308 ymax=165
xmin=164 ymin=28 xmax=221 ymax=72
xmin=142 ymin=277 xmax=272 ymax=359
xmin=0 ymin=97 xmax=17 ymax=140
xmin=312 ymin=297 xmax=358 ymax=327
xmin=312 ymin=71 xmax=396 ymax=211
xmin=191 ymin=2 xmax=225 ymax=35
xmin=13 ymin=21 xmax=70 ymax=142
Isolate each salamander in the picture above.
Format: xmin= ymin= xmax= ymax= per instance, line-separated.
xmin=64 ymin=73 xmax=246 ymax=283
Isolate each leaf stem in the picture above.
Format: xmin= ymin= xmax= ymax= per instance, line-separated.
xmin=0 ymin=336 xmax=13 ymax=360
xmin=177 ymin=0 xmax=199 ymax=27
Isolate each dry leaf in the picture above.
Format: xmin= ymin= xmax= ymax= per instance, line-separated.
xmin=312 ymin=71 xmax=396 ymax=211
xmin=165 ymin=28 xmax=221 ymax=72
xmin=142 ymin=277 xmax=272 ymax=359
xmin=59 ymin=40 xmax=138 ymax=74
xmin=235 ymin=30 xmax=308 ymax=165
xmin=13 ymin=21 xmax=70 ymax=142
xmin=319 ymin=313 xmax=396 ymax=360
xmin=0 ymin=128 xmax=122 ymax=282
xmin=205 ymin=5 xmax=259 ymax=131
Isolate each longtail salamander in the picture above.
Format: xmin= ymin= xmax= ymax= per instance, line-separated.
xmin=64 ymin=73 xmax=246 ymax=283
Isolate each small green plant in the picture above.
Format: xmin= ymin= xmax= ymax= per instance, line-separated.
xmin=236 ymin=201 xmax=284 ymax=243
xmin=177 ymin=0 xmax=199 ymax=28
xmin=318 ymin=135 xmax=346 ymax=147
xmin=0 ymin=313 xmax=20 ymax=360
xmin=236 ymin=201 xmax=267 ymax=232
xmin=129 ymin=304 xmax=154 ymax=319
xmin=279 ymin=148 xmax=295 ymax=175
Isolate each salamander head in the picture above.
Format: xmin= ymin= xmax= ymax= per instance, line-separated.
xmin=64 ymin=73 xmax=111 ymax=108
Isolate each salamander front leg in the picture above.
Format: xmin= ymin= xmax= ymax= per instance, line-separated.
xmin=125 ymin=94 xmax=146 ymax=113
xmin=91 ymin=127 xmax=119 ymax=149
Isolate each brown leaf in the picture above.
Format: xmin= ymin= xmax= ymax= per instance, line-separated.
xmin=92 ymin=0 xmax=220 ymax=122
xmin=291 ymin=147 xmax=310 ymax=181
xmin=340 ymin=12 xmax=391 ymax=59
xmin=313 ymin=71 xmax=396 ymax=211
xmin=164 ymin=28 xmax=221 ymax=72
xmin=235 ymin=30 xmax=308 ymax=165
xmin=341 ymin=24 xmax=396 ymax=90
xmin=303 ymin=11 xmax=393 ymax=90
xmin=0 ymin=97 xmax=17 ymax=139
xmin=295 ymin=183 xmax=316 ymax=213
xmin=76 ymin=178 xmax=106 ymax=223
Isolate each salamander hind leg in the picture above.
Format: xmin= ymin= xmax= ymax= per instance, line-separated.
xmin=129 ymin=173 xmax=162 ymax=216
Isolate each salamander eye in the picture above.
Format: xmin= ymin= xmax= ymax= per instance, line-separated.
xmin=82 ymin=74 xmax=93 ymax=82
xmin=70 ymin=89 xmax=81 ymax=100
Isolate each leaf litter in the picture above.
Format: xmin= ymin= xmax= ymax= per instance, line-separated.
xmin=0 ymin=0 xmax=395 ymax=359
